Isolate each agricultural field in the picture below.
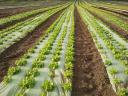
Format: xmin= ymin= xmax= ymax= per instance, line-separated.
xmin=0 ymin=0 xmax=128 ymax=96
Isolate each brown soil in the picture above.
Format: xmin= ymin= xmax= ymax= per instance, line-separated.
xmin=0 ymin=9 xmax=63 ymax=82
xmin=71 ymin=8 xmax=117 ymax=96
xmin=86 ymin=8 xmax=128 ymax=39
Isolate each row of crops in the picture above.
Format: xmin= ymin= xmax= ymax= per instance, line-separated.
xmin=0 ymin=3 xmax=68 ymax=26
xmin=79 ymin=1 xmax=128 ymax=38
xmin=0 ymin=4 xmax=75 ymax=96
xmin=92 ymin=4 xmax=128 ymax=17
xmin=77 ymin=2 xmax=128 ymax=96
xmin=92 ymin=2 xmax=128 ymax=11
xmin=0 ymin=1 xmax=128 ymax=96
xmin=0 ymin=3 xmax=70 ymax=54
xmin=85 ymin=5 xmax=128 ymax=32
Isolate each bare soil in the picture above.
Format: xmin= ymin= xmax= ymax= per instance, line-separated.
xmin=0 ymin=9 xmax=63 ymax=82
xmin=72 ymin=8 xmax=117 ymax=96
xmin=86 ymin=8 xmax=128 ymax=39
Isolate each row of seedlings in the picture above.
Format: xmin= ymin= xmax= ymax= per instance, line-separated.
xmin=18 ymin=5 xmax=74 ymax=96
xmin=78 ymin=4 xmax=128 ymax=73
xmin=0 ymin=5 xmax=68 ymax=54
xmin=92 ymin=2 xmax=128 ymax=12
xmin=89 ymin=1 xmax=128 ymax=19
xmin=0 ymin=3 xmax=69 ymax=26
xmin=62 ymin=8 xmax=74 ymax=96
xmin=77 ymin=5 xmax=128 ymax=96
xmin=80 ymin=2 xmax=128 ymax=33
xmin=0 ymin=6 xmax=70 ymax=96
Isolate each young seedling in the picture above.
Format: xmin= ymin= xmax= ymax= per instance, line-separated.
xmin=113 ymin=78 xmax=121 ymax=85
xmin=64 ymin=70 xmax=73 ymax=79
xmin=32 ymin=60 xmax=44 ymax=68
xmin=3 ymin=76 xmax=11 ymax=84
xmin=8 ymin=66 xmax=21 ymax=76
xmin=109 ymin=67 xmax=118 ymax=75
xmin=26 ymin=68 xmax=39 ymax=77
xmin=49 ymin=62 xmax=59 ymax=70
xmin=48 ymin=70 xmax=55 ymax=79
xmin=20 ymin=76 xmax=35 ymax=89
xmin=62 ymin=82 xmax=72 ymax=91
xmin=65 ymin=62 xmax=73 ymax=70
xmin=16 ymin=58 xmax=27 ymax=66
xmin=41 ymin=80 xmax=55 ymax=92
xmin=124 ymin=69 xmax=128 ymax=75
xmin=105 ymin=60 xmax=112 ymax=66
xmin=118 ymin=88 xmax=128 ymax=96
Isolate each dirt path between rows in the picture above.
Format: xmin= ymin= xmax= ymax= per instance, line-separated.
xmin=0 ymin=9 xmax=63 ymax=82
xmin=71 ymin=8 xmax=117 ymax=96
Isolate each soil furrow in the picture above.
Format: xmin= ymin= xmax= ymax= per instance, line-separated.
xmin=0 ymin=9 xmax=63 ymax=82
xmin=72 ymin=8 xmax=116 ymax=96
